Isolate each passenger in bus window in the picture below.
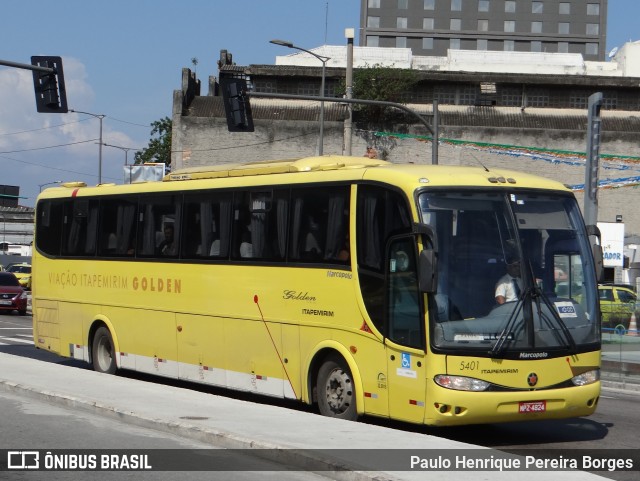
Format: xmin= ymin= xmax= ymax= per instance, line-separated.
xmin=158 ymin=224 xmax=177 ymax=256
xmin=209 ymin=239 xmax=220 ymax=256
xmin=337 ymin=232 xmax=350 ymax=261
xmin=239 ymin=228 xmax=252 ymax=258
xmin=303 ymin=217 xmax=322 ymax=259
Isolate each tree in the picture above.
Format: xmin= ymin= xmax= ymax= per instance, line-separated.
xmin=349 ymin=64 xmax=419 ymax=127
xmin=134 ymin=117 xmax=172 ymax=167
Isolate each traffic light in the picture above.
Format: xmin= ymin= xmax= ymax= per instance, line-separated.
xmin=220 ymin=77 xmax=254 ymax=132
xmin=31 ymin=56 xmax=68 ymax=113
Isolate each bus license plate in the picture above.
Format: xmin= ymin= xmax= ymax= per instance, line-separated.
xmin=519 ymin=401 xmax=546 ymax=413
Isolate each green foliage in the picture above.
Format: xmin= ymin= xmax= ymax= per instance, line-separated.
xmin=349 ymin=64 xmax=419 ymax=126
xmin=133 ymin=117 xmax=172 ymax=167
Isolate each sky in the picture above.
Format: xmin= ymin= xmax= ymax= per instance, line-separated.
xmin=0 ymin=0 xmax=637 ymax=207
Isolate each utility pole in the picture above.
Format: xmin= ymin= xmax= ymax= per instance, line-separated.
xmin=344 ymin=28 xmax=354 ymax=156
xmin=584 ymin=92 xmax=603 ymax=226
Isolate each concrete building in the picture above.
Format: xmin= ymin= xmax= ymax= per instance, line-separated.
xmin=360 ymin=0 xmax=608 ymax=60
xmin=171 ymin=43 xmax=640 ymax=237
xmin=0 ymin=205 xmax=34 ymax=258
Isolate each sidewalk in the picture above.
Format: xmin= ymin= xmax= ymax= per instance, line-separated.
xmin=0 ymin=352 xmax=612 ymax=480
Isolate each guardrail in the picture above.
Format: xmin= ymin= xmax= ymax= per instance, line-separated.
xmin=601 ymin=322 xmax=640 ymax=386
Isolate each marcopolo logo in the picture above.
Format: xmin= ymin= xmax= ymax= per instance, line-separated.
xmin=519 ymin=352 xmax=549 ymax=359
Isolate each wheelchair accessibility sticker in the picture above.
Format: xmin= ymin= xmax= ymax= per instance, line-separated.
xmin=401 ymin=352 xmax=411 ymax=369
xmin=397 ymin=352 xmax=417 ymax=378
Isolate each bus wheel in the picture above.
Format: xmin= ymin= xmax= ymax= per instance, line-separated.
xmin=317 ymin=355 xmax=357 ymax=421
xmin=92 ymin=326 xmax=117 ymax=374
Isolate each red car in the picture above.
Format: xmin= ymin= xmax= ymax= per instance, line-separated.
xmin=0 ymin=272 xmax=28 ymax=315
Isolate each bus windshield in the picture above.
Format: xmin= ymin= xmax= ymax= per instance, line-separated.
xmin=419 ymin=190 xmax=600 ymax=357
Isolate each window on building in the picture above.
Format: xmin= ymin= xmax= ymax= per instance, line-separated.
xmin=396 ymin=37 xmax=407 ymax=48
xmin=434 ymin=84 xmax=457 ymax=104
xmin=558 ymin=42 xmax=569 ymax=53
xmin=586 ymin=24 xmax=599 ymax=35
xmin=423 ymin=18 xmax=434 ymax=29
xmin=532 ymin=1 xmax=543 ymax=14
xmin=368 ymin=0 xmax=380 ymax=7
xmin=398 ymin=0 xmax=408 ymax=9
xmin=451 ymin=0 xmax=461 ymax=11
xmin=501 ymin=86 xmax=522 ymax=105
xmin=526 ymin=87 xmax=550 ymax=107
xmin=459 ymin=85 xmax=479 ymax=105
xmin=477 ymin=39 xmax=488 ymax=51
xmin=558 ymin=22 xmax=569 ymax=34
xmin=450 ymin=38 xmax=461 ymax=50
xmin=504 ymin=20 xmax=515 ymax=33
xmin=505 ymin=1 xmax=516 ymax=13
xmin=397 ymin=17 xmax=408 ymax=29
xmin=504 ymin=40 xmax=515 ymax=51
xmin=478 ymin=19 xmax=489 ymax=31
xmin=424 ymin=0 xmax=435 ymax=10
xmin=603 ymin=92 xmax=618 ymax=110
xmin=559 ymin=2 xmax=570 ymax=14
xmin=586 ymin=43 xmax=599 ymax=56
xmin=569 ymin=90 xmax=589 ymax=109
xmin=450 ymin=18 xmax=461 ymax=31
xmin=367 ymin=16 xmax=380 ymax=28
xmin=423 ymin=37 xmax=434 ymax=50
xmin=587 ymin=4 xmax=600 ymax=16
xmin=367 ymin=36 xmax=379 ymax=47
xmin=531 ymin=41 xmax=542 ymax=52
xmin=478 ymin=0 xmax=490 ymax=12
xmin=531 ymin=21 xmax=542 ymax=34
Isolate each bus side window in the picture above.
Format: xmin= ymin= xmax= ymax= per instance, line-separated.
xmin=231 ymin=190 xmax=287 ymax=262
xmin=98 ymin=199 xmax=138 ymax=257
xmin=36 ymin=200 xmax=65 ymax=256
xmin=356 ymin=184 xmax=412 ymax=334
xmin=136 ymin=194 xmax=181 ymax=258
xmin=183 ymin=192 xmax=232 ymax=260
xmin=290 ymin=186 xmax=349 ymax=264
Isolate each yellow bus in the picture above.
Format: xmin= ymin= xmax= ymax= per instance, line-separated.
xmin=32 ymin=156 xmax=601 ymax=426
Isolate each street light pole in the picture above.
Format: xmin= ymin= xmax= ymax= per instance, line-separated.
xmin=69 ymin=109 xmax=105 ymax=184
xmin=103 ymin=143 xmax=137 ymax=166
xmin=39 ymin=180 xmax=63 ymax=192
xmin=270 ymin=39 xmax=330 ymax=155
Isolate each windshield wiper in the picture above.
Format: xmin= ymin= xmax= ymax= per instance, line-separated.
xmin=532 ymin=283 xmax=577 ymax=353
xmin=489 ymin=294 xmax=524 ymax=357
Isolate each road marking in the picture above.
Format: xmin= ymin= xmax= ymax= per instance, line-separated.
xmin=0 ymin=337 xmax=33 ymax=344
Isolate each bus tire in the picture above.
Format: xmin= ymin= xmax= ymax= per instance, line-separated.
xmin=316 ymin=354 xmax=357 ymax=421
xmin=92 ymin=326 xmax=117 ymax=375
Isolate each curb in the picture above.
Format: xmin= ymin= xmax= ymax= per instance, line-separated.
xmin=0 ymin=380 xmax=388 ymax=481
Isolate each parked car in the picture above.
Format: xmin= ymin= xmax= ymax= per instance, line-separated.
xmin=598 ymin=284 xmax=638 ymax=330
xmin=5 ymin=263 xmax=31 ymax=290
xmin=0 ymin=272 xmax=28 ymax=315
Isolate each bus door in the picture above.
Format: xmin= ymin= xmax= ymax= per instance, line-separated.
xmin=384 ymin=236 xmax=427 ymax=423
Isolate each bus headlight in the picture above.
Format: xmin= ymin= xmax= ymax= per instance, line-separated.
xmin=571 ymin=369 xmax=600 ymax=386
xmin=434 ymin=375 xmax=490 ymax=391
